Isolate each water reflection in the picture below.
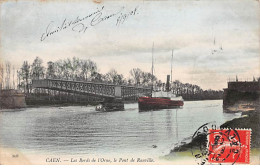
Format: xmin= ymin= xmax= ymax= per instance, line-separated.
xmin=0 ymin=100 xmax=241 ymax=157
xmin=165 ymin=110 xmax=173 ymax=138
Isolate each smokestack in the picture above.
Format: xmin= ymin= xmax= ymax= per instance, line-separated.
xmin=166 ymin=75 xmax=170 ymax=92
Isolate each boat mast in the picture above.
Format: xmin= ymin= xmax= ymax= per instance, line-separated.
xmin=152 ymin=42 xmax=154 ymax=78
xmin=151 ymin=42 xmax=155 ymax=93
xmin=171 ymin=49 xmax=173 ymax=84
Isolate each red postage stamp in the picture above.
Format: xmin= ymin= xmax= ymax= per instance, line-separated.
xmin=208 ymin=128 xmax=251 ymax=164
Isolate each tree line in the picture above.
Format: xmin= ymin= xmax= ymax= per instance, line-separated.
xmin=1 ymin=56 xmax=223 ymax=100
xmin=170 ymin=80 xmax=223 ymax=100
xmin=17 ymin=57 xmax=157 ymax=92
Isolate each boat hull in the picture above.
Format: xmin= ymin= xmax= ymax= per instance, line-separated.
xmin=138 ymin=97 xmax=184 ymax=111
xmin=95 ymin=100 xmax=124 ymax=112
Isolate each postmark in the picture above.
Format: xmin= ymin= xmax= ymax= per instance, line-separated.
xmin=191 ymin=122 xmax=215 ymax=165
xmin=191 ymin=123 xmax=251 ymax=165
xmin=208 ymin=129 xmax=251 ymax=164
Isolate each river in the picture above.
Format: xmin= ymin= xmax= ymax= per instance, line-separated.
xmin=0 ymin=100 xmax=241 ymax=159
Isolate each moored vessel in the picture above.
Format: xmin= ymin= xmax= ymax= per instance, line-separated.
xmin=138 ymin=45 xmax=184 ymax=111
xmin=96 ymin=98 xmax=124 ymax=112
xmin=138 ymin=76 xmax=184 ymax=111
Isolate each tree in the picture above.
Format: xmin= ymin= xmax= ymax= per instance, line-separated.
xmin=31 ymin=57 xmax=45 ymax=80
xmin=91 ymin=72 xmax=103 ymax=83
xmin=107 ymin=69 xmax=124 ymax=85
xmin=5 ymin=62 xmax=11 ymax=89
xmin=127 ymin=78 xmax=134 ymax=85
xmin=70 ymin=57 xmax=81 ymax=80
xmin=88 ymin=60 xmax=97 ymax=81
xmin=54 ymin=60 xmax=64 ymax=79
xmin=20 ymin=61 xmax=30 ymax=94
xmin=140 ymin=72 xmax=157 ymax=86
xmin=80 ymin=59 xmax=88 ymax=81
xmin=129 ymin=68 xmax=142 ymax=85
xmin=17 ymin=70 xmax=21 ymax=90
xmin=46 ymin=61 xmax=55 ymax=79
xmin=0 ymin=63 xmax=4 ymax=89
xmin=86 ymin=59 xmax=97 ymax=81
xmin=51 ymin=58 xmax=99 ymax=81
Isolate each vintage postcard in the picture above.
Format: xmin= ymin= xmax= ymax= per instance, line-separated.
xmin=0 ymin=0 xmax=259 ymax=165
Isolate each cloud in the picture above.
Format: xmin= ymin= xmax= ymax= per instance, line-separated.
xmin=0 ymin=0 xmax=259 ymax=90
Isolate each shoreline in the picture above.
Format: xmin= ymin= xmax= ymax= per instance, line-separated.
xmin=1 ymin=98 xmax=223 ymax=110
xmin=165 ymin=105 xmax=260 ymax=163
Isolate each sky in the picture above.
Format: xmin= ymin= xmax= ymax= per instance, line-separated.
xmin=0 ymin=0 xmax=259 ymax=90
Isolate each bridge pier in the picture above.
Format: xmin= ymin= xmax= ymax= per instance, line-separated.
xmin=96 ymin=86 xmax=124 ymax=111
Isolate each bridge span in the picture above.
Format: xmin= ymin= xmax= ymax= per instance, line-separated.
xmin=32 ymin=79 xmax=152 ymax=100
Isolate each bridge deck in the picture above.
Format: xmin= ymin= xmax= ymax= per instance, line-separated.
xmin=32 ymin=79 xmax=152 ymax=98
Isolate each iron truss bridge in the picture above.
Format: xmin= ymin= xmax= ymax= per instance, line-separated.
xmin=32 ymin=79 xmax=152 ymax=99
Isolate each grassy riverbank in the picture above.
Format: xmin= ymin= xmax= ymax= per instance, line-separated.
xmin=220 ymin=110 xmax=260 ymax=148
xmin=164 ymin=104 xmax=260 ymax=164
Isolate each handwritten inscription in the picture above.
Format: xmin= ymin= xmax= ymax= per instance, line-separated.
xmin=41 ymin=6 xmax=139 ymax=41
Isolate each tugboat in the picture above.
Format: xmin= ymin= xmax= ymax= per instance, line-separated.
xmin=96 ymin=98 xmax=124 ymax=112
xmin=138 ymin=46 xmax=184 ymax=111
xmin=138 ymin=75 xmax=184 ymax=111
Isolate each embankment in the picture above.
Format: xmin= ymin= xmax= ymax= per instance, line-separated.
xmin=169 ymin=106 xmax=260 ymax=153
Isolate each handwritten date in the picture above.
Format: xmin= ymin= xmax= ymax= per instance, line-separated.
xmin=41 ymin=6 xmax=139 ymax=41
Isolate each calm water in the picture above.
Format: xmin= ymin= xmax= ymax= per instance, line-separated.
xmin=0 ymin=100 xmax=241 ymax=157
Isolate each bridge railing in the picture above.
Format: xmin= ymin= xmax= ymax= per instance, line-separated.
xmin=32 ymin=79 xmax=152 ymax=98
